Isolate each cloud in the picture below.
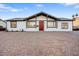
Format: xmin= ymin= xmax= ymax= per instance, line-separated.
xmin=0 ymin=4 xmax=12 ymax=10
xmin=62 ymin=3 xmax=79 ymax=8
xmin=36 ymin=4 xmax=44 ymax=7
xmin=0 ymin=4 xmax=23 ymax=12
xmin=10 ymin=9 xmax=21 ymax=12
xmin=63 ymin=3 xmax=77 ymax=6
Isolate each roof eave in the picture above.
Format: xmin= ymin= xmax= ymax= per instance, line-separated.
xmin=52 ymin=19 xmax=73 ymax=21
xmin=6 ymin=19 xmax=25 ymax=21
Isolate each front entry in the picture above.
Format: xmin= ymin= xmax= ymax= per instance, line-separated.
xmin=39 ymin=21 xmax=44 ymax=31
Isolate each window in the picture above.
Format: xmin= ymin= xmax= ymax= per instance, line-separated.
xmin=11 ymin=21 xmax=17 ymax=28
xmin=61 ymin=23 xmax=68 ymax=29
xmin=27 ymin=21 xmax=36 ymax=28
xmin=47 ymin=21 xmax=57 ymax=28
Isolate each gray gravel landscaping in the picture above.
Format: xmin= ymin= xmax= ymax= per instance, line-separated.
xmin=0 ymin=31 xmax=79 ymax=56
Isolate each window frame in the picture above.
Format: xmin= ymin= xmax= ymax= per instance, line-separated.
xmin=10 ymin=21 xmax=17 ymax=28
xmin=26 ymin=20 xmax=36 ymax=28
xmin=61 ymin=22 xmax=68 ymax=29
xmin=47 ymin=20 xmax=57 ymax=28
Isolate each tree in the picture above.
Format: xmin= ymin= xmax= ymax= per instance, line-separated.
xmin=75 ymin=13 xmax=78 ymax=16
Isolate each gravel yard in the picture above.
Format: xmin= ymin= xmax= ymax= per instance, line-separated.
xmin=0 ymin=31 xmax=79 ymax=56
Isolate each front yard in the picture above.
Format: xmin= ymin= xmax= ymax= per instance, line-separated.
xmin=0 ymin=31 xmax=79 ymax=56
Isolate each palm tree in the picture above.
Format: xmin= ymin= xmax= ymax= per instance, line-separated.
xmin=75 ymin=13 xmax=78 ymax=16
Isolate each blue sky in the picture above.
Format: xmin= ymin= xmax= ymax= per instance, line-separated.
xmin=0 ymin=3 xmax=79 ymax=20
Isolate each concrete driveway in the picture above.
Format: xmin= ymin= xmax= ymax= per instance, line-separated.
xmin=0 ymin=31 xmax=79 ymax=56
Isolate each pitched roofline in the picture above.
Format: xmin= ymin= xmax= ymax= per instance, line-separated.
xmin=58 ymin=20 xmax=73 ymax=21
xmin=24 ymin=12 xmax=73 ymax=21
xmin=5 ymin=12 xmax=73 ymax=21
xmin=58 ymin=18 xmax=73 ymax=21
xmin=24 ymin=12 xmax=60 ymax=20
xmin=6 ymin=18 xmax=25 ymax=21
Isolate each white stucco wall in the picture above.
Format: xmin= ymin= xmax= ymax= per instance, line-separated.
xmin=44 ymin=21 xmax=72 ymax=31
xmin=7 ymin=21 xmax=39 ymax=31
xmin=7 ymin=21 xmax=26 ymax=31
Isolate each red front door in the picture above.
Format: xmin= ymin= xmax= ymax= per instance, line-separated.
xmin=39 ymin=21 xmax=44 ymax=31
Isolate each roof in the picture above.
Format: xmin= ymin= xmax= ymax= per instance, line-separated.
xmin=6 ymin=18 xmax=25 ymax=21
xmin=58 ymin=18 xmax=72 ymax=21
xmin=6 ymin=12 xmax=73 ymax=21
xmin=24 ymin=12 xmax=59 ymax=20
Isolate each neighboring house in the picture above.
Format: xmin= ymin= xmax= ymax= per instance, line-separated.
xmin=6 ymin=12 xmax=73 ymax=31
xmin=73 ymin=16 xmax=79 ymax=29
xmin=0 ymin=19 xmax=6 ymax=29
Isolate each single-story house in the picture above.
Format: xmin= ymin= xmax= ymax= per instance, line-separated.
xmin=73 ymin=16 xmax=79 ymax=30
xmin=6 ymin=12 xmax=73 ymax=31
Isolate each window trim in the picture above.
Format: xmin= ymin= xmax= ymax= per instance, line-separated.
xmin=47 ymin=20 xmax=57 ymax=28
xmin=61 ymin=22 xmax=68 ymax=29
xmin=26 ymin=20 xmax=36 ymax=28
xmin=10 ymin=21 xmax=17 ymax=28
